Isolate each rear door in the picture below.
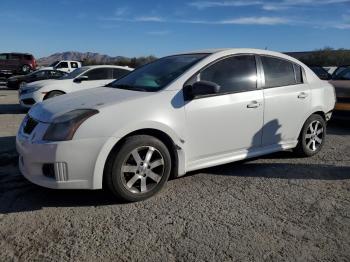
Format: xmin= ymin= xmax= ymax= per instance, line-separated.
xmin=7 ymin=54 xmax=21 ymax=71
xmin=259 ymin=56 xmax=311 ymax=146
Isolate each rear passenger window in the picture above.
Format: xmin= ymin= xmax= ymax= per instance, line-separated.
xmin=261 ymin=56 xmax=296 ymax=88
xmin=200 ymin=55 xmax=257 ymax=94
xmin=113 ymin=69 xmax=130 ymax=79
xmin=84 ymin=68 xmax=109 ymax=80
xmin=71 ymin=62 xmax=78 ymax=68
xmin=294 ymin=64 xmax=303 ymax=84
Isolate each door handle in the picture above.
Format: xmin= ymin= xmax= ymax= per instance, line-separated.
xmin=247 ymin=101 xmax=261 ymax=108
xmin=298 ymin=92 xmax=308 ymax=99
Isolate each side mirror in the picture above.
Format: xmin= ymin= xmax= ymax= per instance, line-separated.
xmin=185 ymin=80 xmax=221 ymax=100
xmin=74 ymin=75 xmax=88 ymax=83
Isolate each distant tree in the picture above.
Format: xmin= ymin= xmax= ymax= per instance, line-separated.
xmin=295 ymin=47 xmax=350 ymax=66
xmin=81 ymin=55 xmax=157 ymax=68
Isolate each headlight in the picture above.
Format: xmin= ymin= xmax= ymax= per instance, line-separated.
xmin=21 ymin=86 xmax=41 ymax=94
xmin=43 ymin=109 xmax=99 ymax=141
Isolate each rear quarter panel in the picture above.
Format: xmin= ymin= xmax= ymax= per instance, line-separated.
xmin=309 ymin=80 xmax=336 ymax=116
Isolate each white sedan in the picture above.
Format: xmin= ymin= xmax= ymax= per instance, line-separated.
xmin=16 ymin=48 xmax=335 ymax=202
xmin=18 ymin=65 xmax=133 ymax=108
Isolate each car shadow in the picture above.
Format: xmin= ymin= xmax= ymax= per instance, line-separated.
xmin=1 ymin=160 xmax=349 ymax=215
xmin=0 ymin=104 xmax=26 ymax=114
xmin=191 ymin=160 xmax=350 ymax=180
xmin=0 ymin=136 xmax=17 ymax=160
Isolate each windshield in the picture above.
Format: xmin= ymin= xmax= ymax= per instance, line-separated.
xmin=49 ymin=61 xmax=60 ymax=67
xmin=59 ymin=67 xmax=89 ymax=80
xmin=108 ymin=54 xmax=208 ymax=92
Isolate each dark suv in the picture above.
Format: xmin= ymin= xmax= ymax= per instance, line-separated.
xmin=0 ymin=53 xmax=37 ymax=75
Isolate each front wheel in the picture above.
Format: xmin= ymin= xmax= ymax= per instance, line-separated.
xmin=294 ymin=114 xmax=326 ymax=157
xmin=106 ymin=135 xmax=172 ymax=202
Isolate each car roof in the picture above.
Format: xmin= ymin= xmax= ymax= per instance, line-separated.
xmin=175 ymin=48 xmax=307 ymax=67
xmin=82 ymin=65 xmax=133 ymax=70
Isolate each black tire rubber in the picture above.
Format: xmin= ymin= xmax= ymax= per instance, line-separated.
xmin=294 ymin=114 xmax=326 ymax=157
xmin=44 ymin=91 xmax=65 ymax=100
xmin=106 ymin=135 xmax=171 ymax=202
xmin=18 ymin=81 xmax=26 ymax=90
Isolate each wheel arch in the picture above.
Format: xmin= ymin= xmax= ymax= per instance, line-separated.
xmin=43 ymin=90 xmax=66 ymax=100
xmin=92 ymin=127 xmax=186 ymax=189
xmin=297 ymin=109 xmax=327 ymax=141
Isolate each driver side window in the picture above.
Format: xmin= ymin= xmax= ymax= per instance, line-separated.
xmin=198 ymin=55 xmax=257 ymax=94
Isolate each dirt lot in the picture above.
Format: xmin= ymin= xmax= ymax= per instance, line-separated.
xmin=0 ymin=88 xmax=349 ymax=261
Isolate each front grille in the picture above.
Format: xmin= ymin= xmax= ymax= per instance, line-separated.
xmin=42 ymin=164 xmax=55 ymax=179
xmin=23 ymin=116 xmax=38 ymax=134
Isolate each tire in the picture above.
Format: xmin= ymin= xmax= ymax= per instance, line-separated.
xmin=106 ymin=135 xmax=172 ymax=202
xmin=44 ymin=91 xmax=65 ymax=100
xmin=21 ymin=64 xmax=31 ymax=74
xmin=19 ymin=81 xmax=26 ymax=89
xmin=294 ymin=114 xmax=326 ymax=157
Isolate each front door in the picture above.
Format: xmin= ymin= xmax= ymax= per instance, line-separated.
xmin=184 ymin=55 xmax=264 ymax=167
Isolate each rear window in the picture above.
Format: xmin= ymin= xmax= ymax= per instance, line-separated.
xmin=261 ymin=56 xmax=301 ymax=88
xmin=24 ymin=55 xmax=33 ymax=60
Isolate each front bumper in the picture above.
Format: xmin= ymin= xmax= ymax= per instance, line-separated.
xmin=16 ymin=121 xmax=109 ymax=189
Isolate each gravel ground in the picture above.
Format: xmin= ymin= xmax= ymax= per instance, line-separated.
xmin=0 ymin=88 xmax=349 ymax=261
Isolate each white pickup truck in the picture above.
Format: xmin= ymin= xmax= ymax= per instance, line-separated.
xmin=41 ymin=60 xmax=82 ymax=73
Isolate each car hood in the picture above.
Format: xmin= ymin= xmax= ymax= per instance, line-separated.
xmin=22 ymin=79 xmax=66 ymax=90
xmin=8 ymin=75 xmax=24 ymax=81
xmin=29 ymin=87 xmax=156 ymax=123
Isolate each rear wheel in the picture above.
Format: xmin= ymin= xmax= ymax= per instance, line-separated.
xmin=44 ymin=91 xmax=65 ymax=100
xmin=21 ymin=64 xmax=31 ymax=74
xmin=106 ymin=135 xmax=171 ymax=202
xmin=294 ymin=114 xmax=326 ymax=157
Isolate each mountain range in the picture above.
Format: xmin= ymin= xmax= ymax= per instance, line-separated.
xmin=37 ymin=51 xmax=128 ymax=66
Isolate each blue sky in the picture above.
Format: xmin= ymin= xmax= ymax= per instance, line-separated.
xmin=0 ymin=0 xmax=350 ymax=58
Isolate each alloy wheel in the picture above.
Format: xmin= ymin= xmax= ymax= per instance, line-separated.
xmin=305 ymin=120 xmax=324 ymax=152
xmin=121 ymin=146 xmax=165 ymax=194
